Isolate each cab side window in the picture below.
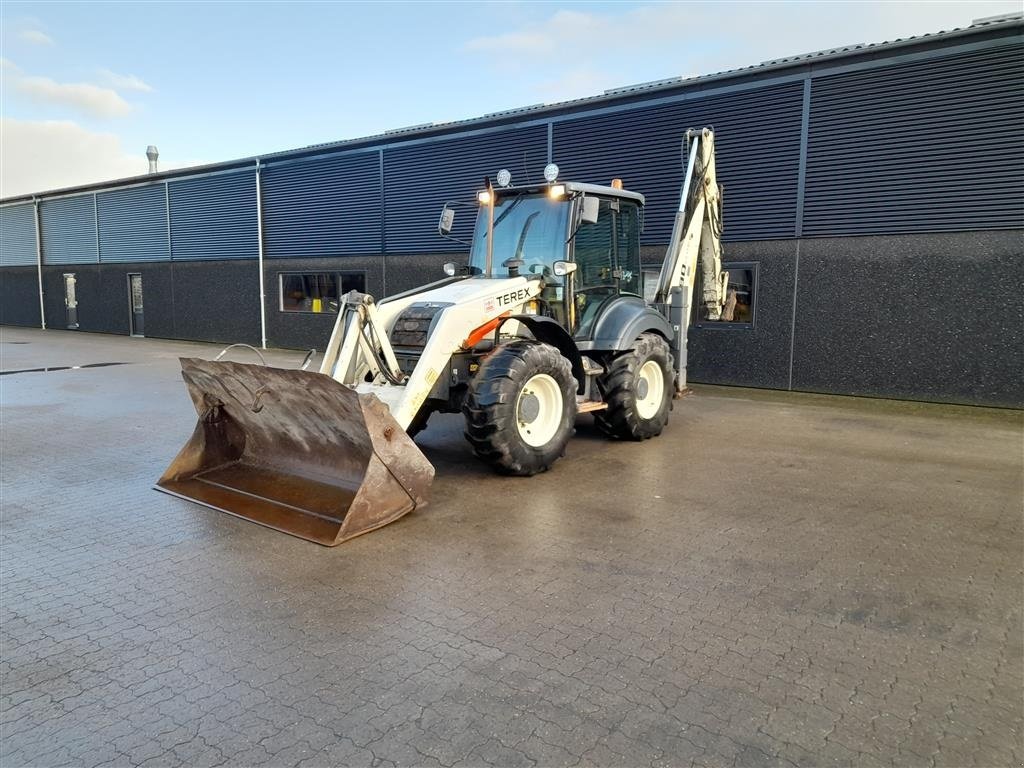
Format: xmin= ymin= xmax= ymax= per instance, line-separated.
xmin=616 ymin=203 xmax=642 ymax=298
xmin=573 ymin=200 xmax=616 ymax=291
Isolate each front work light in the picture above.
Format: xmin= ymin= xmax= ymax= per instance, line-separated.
xmin=496 ymin=169 xmax=512 ymax=187
xmin=543 ymin=163 xmax=559 ymax=182
xmin=548 ymin=184 xmax=566 ymax=199
xmin=477 ymin=190 xmax=492 ymax=205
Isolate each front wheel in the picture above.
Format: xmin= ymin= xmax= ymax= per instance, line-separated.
xmin=594 ymin=333 xmax=673 ymax=440
xmin=463 ymin=340 xmax=576 ymax=475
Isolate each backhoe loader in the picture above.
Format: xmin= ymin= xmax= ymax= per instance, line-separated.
xmin=157 ymin=128 xmax=730 ymax=545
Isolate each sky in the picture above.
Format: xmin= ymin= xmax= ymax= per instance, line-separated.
xmin=1 ymin=0 xmax=1019 ymax=197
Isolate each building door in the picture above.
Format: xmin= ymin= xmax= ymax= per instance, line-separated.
xmin=128 ymin=273 xmax=144 ymax=337
xmin=63 ymin=273 xmax=79 ymax=329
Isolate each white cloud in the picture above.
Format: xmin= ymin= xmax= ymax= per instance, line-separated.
xmin=15 ymin=76 xmax=132 ymax=118
xmin=536 ymin=67 xmax=609 ymax=102
xmin=0 ymin=119 xmax=207 ymax=197
xmin=465 ymin=9 xmax=618 ymax=54
xmin=464 ymin=2 xmax=1022 ymax=98
xmin=19 ymin=29 xmax=54 ymax=46
xmin=0 ymin=118 xmax=146 ymax=196
xmin=2 ymin=61 xmax=132 ymax=119
xmin=98 ymin=68 xmax=154 ymax=93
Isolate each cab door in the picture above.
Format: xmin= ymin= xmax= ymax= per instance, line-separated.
xmin=569 ymin=199 xmax=642 ymax=338
xmin=63 ymin=273 xmax=79 ymax=329
xmin=128 ymin=273 xmax=144 ymax=336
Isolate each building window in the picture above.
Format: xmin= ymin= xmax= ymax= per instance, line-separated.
xmin=697 ymin=262 xmax=757 ymax=327
xmin=278 ymin=272 xmax=366 ymax=313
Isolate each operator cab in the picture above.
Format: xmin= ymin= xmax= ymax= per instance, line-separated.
xmin=442 ymin=177 xmax=646 ymax=339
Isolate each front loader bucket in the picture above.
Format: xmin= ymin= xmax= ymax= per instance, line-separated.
xmin=156 ymin=358 xmax=434 ymax=546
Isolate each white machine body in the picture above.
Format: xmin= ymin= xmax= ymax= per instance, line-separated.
xmin=320 ymin=277 xmax=544 ymax=428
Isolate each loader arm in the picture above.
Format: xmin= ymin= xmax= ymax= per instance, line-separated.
xmin=652 ymin=127 xmax=729 ymax=394
xmin=319 ymin=278 xmax=546 ymax=430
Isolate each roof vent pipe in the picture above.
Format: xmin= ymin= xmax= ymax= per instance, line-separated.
xmin=146 ymin=145 xmax=159 ymax=174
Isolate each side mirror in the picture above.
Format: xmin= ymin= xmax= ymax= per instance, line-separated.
xmin=438 ymin=206 xmax=455 ymax=236
xmin=552 ymin=261 xmax=577 ymax=277
xmin=580 ymin=196 xmax=600 ymax=225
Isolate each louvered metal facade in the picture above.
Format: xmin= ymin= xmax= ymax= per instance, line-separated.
xmin=169 ymin=170 xmax=258 ymax=261
xmin=97 ymin=184 xmax=169 ymax=262
xmin=0 ymin=19 xmax=1020 ymax=406
xmin=383 ymin=126 xmax=548 ymax=252
xmin=803 ymin=43 xmax=1024 ymax=235
xmin=553 ymin=83 xmax=805 ymax=243
xmin=262 ymin=151 xmax=381 ymax=257
xmin=0 ymin=204 xmax=37 ymax=267
xmin=40 ymin=195 xmax=98 ymax=265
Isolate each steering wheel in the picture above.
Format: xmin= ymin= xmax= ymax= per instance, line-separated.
xmin=573 ymin=286 xmax=616 ymax=317
xmin=574 ymin=286 xmax=616 ymax=301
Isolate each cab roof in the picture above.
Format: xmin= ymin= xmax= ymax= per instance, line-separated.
xmin=495 ymin=181 xmax=645 ymax=206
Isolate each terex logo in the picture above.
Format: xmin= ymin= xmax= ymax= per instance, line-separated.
xmin=495 ymin=288 xmax=530 ymax=307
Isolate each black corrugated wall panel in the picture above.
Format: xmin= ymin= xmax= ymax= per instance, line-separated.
xmin=169 ymin=171 xmax=258 ymax=260
xmin=261 ymin=152 xmax=381 ymax=257
xmin=96 ymin=184 xmax=169 ymax=262
xmin=553 ymin=83 xmax=804 ymax=243
xmin=40 ymin=195 xmax=98 ymax=265
xmin=384 ymin=126 xmax=548 ymax=252
xmin=803 ymin=43 xmax=1024 ymax=235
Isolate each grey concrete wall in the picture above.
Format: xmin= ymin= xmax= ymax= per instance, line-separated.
xmin=41 ymin=266 xmax=113 ymax=333
xmin=40 ymin=261 xmax=260 ymax=345
xmin=790 ymin=230 xmax=1023 ymax=408
xmin=0 ymin=268 xmax=41 ymax=328
xmin=7 ymin=230 xmax=1023 ymax=406
xmin=170 ymin=260 xmax=261 ymax=346
xmin=263 ymin=255 xmax=384 ymax=350
xmin=263 ymin=253 xmax=458 ymax=349
xmin=686 ymin=240 xmax=797 ymax=391
xmin=383 ymin=253 xmax=456 ymax=295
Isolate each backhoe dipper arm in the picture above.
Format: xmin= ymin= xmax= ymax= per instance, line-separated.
xmin=652 ymin=127 xmax=729 ymax=394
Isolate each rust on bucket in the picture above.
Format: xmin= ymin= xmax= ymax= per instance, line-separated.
xmin=156 ymin=358 xmax=434 ymax=545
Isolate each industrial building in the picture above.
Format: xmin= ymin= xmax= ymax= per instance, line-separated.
xmin=1 ymin=15 xmax=1021 ymax=407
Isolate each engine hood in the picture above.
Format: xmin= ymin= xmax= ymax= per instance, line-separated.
xmin=408 ymin=276 xmax=537 ymax=306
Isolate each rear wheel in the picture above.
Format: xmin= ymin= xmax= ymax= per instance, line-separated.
xmin=463 ymin=340 xmax=576 ymax=475
xmin=594 ymin=332 xmax=673 ymax=440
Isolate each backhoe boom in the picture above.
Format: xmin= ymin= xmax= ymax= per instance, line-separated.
xmin=652 ymin=127 xmax=729 ymax=394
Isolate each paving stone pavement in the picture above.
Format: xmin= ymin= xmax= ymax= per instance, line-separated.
xmin=1 ymin=327 xmax=1021 ymax=768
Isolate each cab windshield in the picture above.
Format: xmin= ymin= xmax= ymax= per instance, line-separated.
xmin=468 ymin=194 xmax=570 ymax=278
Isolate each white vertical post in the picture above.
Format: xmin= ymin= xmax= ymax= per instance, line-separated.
xmin=34 ymin=198 xmax=46 ymax=330
xmin=93 ymin=194 xmax=100 ymax=260
xmin=164 ymin=182 xmax=172 ymax=259
xmin=255 ymin=160 xmax=268 ymax=349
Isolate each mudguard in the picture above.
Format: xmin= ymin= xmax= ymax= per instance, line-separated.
xmin=582 ymin=296 xmax=674 ymax=352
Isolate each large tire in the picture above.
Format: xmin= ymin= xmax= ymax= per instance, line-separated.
xmin=463 ymin=340 xmax=576 ymax=476
xmin=594 ymin=332 xmax=673 ymax=441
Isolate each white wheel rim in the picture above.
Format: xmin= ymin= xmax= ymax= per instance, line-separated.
xmin=516 ymin=373 xmax=563 ymax=448
xmin=635 ymin=360 xmax=665 ymax=420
